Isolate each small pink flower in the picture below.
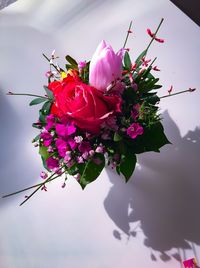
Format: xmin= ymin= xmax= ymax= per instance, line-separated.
xmin=127 ymin=123 xmax=143 ymax=139
xmin=142 ymin=57 xmax=151 ymax=67
xmin=45 ymin=71 xmax=53 ymax=78
xmin=78 ymin=61 xmax=86 ymax=72
xmin=56 ymin=138 xmax=69 ymax=157
xmin=40 ymin=171 xmax=48 ymax=180
xmin=89 ymin=150 xmax=95 ymax=156
xmin=67 ymin=138 xmax=77 ymax=150
xmin=64 ymin=151 xmax=72 ymax=162
xmin=131 ymin=104 xmax=141 ymax=120
xmin=46 ymin=157 xmax=59 ymax=169
xmin=168 ymin=85 xmax=173 ymax=94
xmin=95 ymin=146 xmax=104 ymax=153
xmin=41 ymin=185 xmax=47 ymax=191
xmin=78 ymin=141 xmax=91 ymax=153
xmin=40 ymin=131 xmax=52 ymax=147
xmin=74 ymin=136 xmax=83 ymax=143
xmin=147 ymin=28 xmax=164 ymax=43
xmin=74 ymin=173 xmax=81 ymax=181
xmin=152 ymin=66 xmax=160 ymax=71
xmin=77 ymin=156 xmax=84 ymax=163
xmin=82 ymin=152 xmax=89 ymax=160
xmin=66 ymin=160 xmax=74 ymax=168
xmin=61 ymin=182 xmax=66 ymax=188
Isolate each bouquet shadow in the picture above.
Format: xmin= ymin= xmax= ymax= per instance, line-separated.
xmin=104 ymin=110 xmax=200 ymax=262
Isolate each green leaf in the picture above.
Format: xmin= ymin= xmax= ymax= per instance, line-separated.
xmin=114 ymin=132 xmax=122 ymax=142
xmin=29 ymin=97 xmax=46 ymax=106
xmin=32 ymin=134 xmax=40 ymax=142
xmin=124 ymin=51 xmax=131 ymax=70
xmin=32 ymin=122 xmax=43 ymax=129
xmin=79 ymin=153 xmax=105 ymax=189
xmin=65 ymin=64 xmax=73 ymax=70
xmin=135 ymin=50 xmax=147 ymax=66
xmin=41 ymin=101 xmax=51 ymax=115
xmin=152 ymin=84 xmax=162 ymax=89
xmin=65 ymin=55 xmax=78 ymax=68
xmin=43 ymin=85 xmax=54 ymax=100
xmin=125 ymin=122 xmax=171 ymax=154
xmin=120 ymin=153 xmax=137 ymax=182
xmin=39 ymin=146 xmax=49 ymax=160
xmin=144 ymin=94 xmax=160 ymax=105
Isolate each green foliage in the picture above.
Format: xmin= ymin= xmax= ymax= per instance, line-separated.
xmin=135 ymin=49 xmax=147 ymax=66
xmin=65 ymin=55 xmax=78 ymax=69
xmin=29 ymin=97 xmax=46 ymax=106
xmin=125 ymin=122 xmax=171 ymax=154
xmin=43 ymin=86 xmax=54 ymax=100
xmin=124 ymin=51 xmax=132 ymax=70
xmin=78 ymin=153 xmax=105 ymax=189
xmin=120 ymin=153 xmax=137 ymax=182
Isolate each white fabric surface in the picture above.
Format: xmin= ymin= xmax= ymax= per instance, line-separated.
xmin=0 ymin=1 xmax=200 ymax=267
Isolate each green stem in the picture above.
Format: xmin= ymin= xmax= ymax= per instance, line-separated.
xmin=123 ymin=21 xmax=133 ymax=49
xmin=160 ymin=89 xmax=195 ymax=99
xmin=146 ymin=18 xmax=164 ymax=52
xmin=7 ymin=92 xmax=49 ymax=99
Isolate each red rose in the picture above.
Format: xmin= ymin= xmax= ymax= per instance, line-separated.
xmin=48 ymin=75 xmax=121 ymax=134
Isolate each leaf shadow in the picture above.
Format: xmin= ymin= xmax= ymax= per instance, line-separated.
xmin=104 ymin=110 xmax=200 ymax=264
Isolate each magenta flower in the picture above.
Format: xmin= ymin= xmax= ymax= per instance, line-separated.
xmin=56 ymin=122 xmax=76 ymax=138
xmin=46 ymin=157 xmax=59 ymax=170
xmin=45 ymin=114 xmax=55 ymax=130
xmin=64 ymin=151 xmax=72 ymax=163
xmin=78 ymin=61 xmax=86 ymax=72
xmin=40 ymin=171 xmax=48 ymax=180
xmin=78 ymin=141 xmax=91 ymax=153
xmin=40 ymin=131 xmax=52 ymax=147
xmin=55 ymin=138 xmax=69 ymax=157
xmin=127 ymin=123 xmax=143 ymax=139
xmin=89 ymin=40 xmax=123 ymax=92
xmin=67 ymin=137 xmax=77 ymax=150
xmin=131 ymin=104 xmax=141 ymax=121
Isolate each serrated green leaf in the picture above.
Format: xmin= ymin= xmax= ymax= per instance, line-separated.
xmin=124 ymin=51 xmax=131 ymax=70
xmin=120 ymin=153 xmax=137 ymax=182
xmin=43 ymin=85 xmax=54 ymax=100
xmin=65 ymin=55 xmax=78 ymax=68
xmin=114 ymin=132 xmax=122 ymax=142
xmin=79 ymin=153 xmax=105 ymax=189
xmin=29 ymin=97 xmax=46 ymax=106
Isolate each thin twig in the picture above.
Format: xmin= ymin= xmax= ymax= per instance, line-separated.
xmin=146 ymin=18 xmax=164 ymax=52
xmin=7 ymin=92 xmax=49 ymax=99
xmin=123 ymin=21 xmax=133 ymax=49
xmin=160 ymin=89 xmax=196 ymax=99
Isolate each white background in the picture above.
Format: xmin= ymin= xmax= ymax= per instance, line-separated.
xmin=0 ymin=0 xmax=200 ymax=267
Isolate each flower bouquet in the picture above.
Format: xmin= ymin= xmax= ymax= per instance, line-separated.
xmin=4 ymin=19 xmax=196 ymax=205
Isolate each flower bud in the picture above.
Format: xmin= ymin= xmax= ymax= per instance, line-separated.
xmin=89 ymin=40 xmax=123 ymax=92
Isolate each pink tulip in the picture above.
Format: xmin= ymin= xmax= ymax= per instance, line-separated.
xmin=89 ymin=40 xmax=123 ymax=92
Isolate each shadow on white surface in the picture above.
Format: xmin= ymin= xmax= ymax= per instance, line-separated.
xmin=104 ymin=111 xmax=200 ymax=262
